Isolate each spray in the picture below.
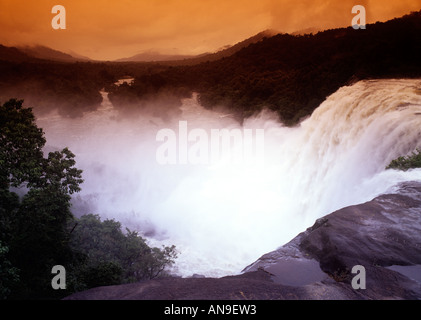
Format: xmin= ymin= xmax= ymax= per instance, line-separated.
xmin=37 ymin=79 xmax=421 ymax=277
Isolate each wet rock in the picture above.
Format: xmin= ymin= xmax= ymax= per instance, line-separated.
xmin=64 ymin=181 xmax=421 ymax=300
xmin=245 ymin=181 xmax=421 ymax=299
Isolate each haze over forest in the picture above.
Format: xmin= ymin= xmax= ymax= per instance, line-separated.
xmin=1 ymin=10 xmax=420 ymax=124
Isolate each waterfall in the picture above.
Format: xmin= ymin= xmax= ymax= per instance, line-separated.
xmin=37 ymin=78 xmax=421 ymax=277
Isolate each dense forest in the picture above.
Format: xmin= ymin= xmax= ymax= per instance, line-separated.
xmin=1 ymin=11 xmax=420 ymax=123
xmin=0 ymin=59 xmax=145 ymax=118
xmin=106 ymin=11 xmax=421 ymax=125
xmin=108 ymin=10 xmax=421 ymax=125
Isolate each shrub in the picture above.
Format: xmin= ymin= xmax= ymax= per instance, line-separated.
xmin=69 ymin=214 xmax=177 ymax=289
xmin=386 ymin=148 xmax=421 ymax=171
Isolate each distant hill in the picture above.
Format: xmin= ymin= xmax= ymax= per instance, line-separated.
xmin=109 ymin=10 xmax=421 ymax=124
xmin=0 ymin=44 xmax=35 ymax=62
xmin=196 ymin=11 xmax=421 ymax=123
xmin=66 ymin=50 xmax=93 ymax=61
xmin=173 ymin=29 xmax=279 ymax=66
xmin=2 ymin=11 xmax=420 ymax=123
xmin=115 ymin=50 xmax=200 ymax=62
xmin=0 ymin=44 xmax=90 ymax=62
xmin=114 ymin=29 xmax=278 ymax=65
xmin=17 ymin=45 xmax=89 ymax=62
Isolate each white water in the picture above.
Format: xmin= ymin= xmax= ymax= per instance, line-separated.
xmin=36 ymin=79 xmax=421 ymax=277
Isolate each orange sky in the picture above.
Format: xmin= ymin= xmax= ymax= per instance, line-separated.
xmin=0 ymin=0 xmax=420 ymax=61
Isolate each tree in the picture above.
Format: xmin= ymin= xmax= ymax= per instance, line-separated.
xmin=0 ymin=99 xmax=83 ymax=299
xmin=0 ymin=99 xmax=177 ymax=298
xmin=120 ymin=229 xmax=177 ymax=281
xmin=0 ymin=98 xmax=45 ymax=190
xmin=70 ymin=214 xmax=177 ymax=288
xmin=0 ymin=241 xmax=19 ymax=299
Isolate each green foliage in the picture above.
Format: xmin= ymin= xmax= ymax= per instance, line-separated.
xmin=0 ymin=98 xmax=45 ymax=189
xmin=80 ymin=261 xmax=123 ymax=289
xmin=11 ymin=188 xmax=75 ymax=296
xmin=0 ymin=241 xmax=19 ymax=300
xmin=386 ymin=148 xmax=421 ymax=171
xmin=108 ymin=11 xmax=421 ymax=125
xmin=41 ymin=148 xmax=83 ymax=196
xmin=0 ymin=99 xmax=177 ymax=298
xmin=0 ymin=63 xmax=116 ymax=118
xmin=70 ymin=214 xmax=177 ymax=289
xmin=0 ymin=188 xmax=19 ymax=242
xmin=0 ymin=99 xmax=83 ymax=299
xmin=107 ymin=74 xmax=190 ymax=120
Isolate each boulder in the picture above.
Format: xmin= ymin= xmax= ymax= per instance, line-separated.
xmin=64 ymin=181 xmax=421 ymax=300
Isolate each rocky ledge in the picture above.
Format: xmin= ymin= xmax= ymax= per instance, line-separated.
xmin=64 ymin=181 xmax=421 ymax=300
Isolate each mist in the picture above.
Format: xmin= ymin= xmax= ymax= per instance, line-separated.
xmin=36 ymin=78 xmax=421 ymax=277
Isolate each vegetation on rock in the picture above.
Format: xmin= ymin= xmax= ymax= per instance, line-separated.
xmin=387 ymin=148 xmax=421 ymax=171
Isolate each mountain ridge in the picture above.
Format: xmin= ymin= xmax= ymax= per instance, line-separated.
xmin=115 ymin=50 xmax=201 ymax=63
xmin=17 ymin=45 xmax=88 ymax=62
xmin=0 ymin=29 xmax=277 ymax=65
xmin=139 ymin=10 xmax=421 ymax=124
xmin=1 ymin=11 xmax=420 ymax=121
xmin=0 ymin=44 xmax=91 ymax=63
xmin=114 ymin=29 xmax=278 ymax=64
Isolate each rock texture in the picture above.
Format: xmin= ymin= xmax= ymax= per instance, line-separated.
xmin=64 ymin=181 xmax=421 ymax=300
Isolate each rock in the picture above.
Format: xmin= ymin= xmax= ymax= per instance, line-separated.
xmin=64 ymin=181 xmax=421 ymax=300
xmin=244 ymin=180 xmax=421 ymax=299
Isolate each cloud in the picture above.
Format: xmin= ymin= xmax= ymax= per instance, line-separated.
xmin=268 ymin=0 xmax=420 ymax=32
xmin=0 ymin=0 xmax=419 ymax=60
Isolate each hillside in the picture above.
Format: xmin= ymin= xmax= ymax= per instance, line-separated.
xmin=17 ymin=45 xmax=88 ymax=62
xmin=114 ymin=29 xmax=277 ymax=65
xmin=115 ymin=50 xmax=200 ymax=62
xmin=161 ymin=29 xmax=278 ymax=66
xmin=108 ymin=11 xmax=421 ymax=124
xmin=1 ymin=11 xmax=420 ymax=121
xmin=0 ymin=44 xmax=36 ymax=62
xmin=0 ymin=44 xmax=89 ymax=63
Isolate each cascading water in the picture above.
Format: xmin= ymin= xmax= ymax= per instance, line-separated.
xmin=36 ymin=78 xmax=421 ymax=277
